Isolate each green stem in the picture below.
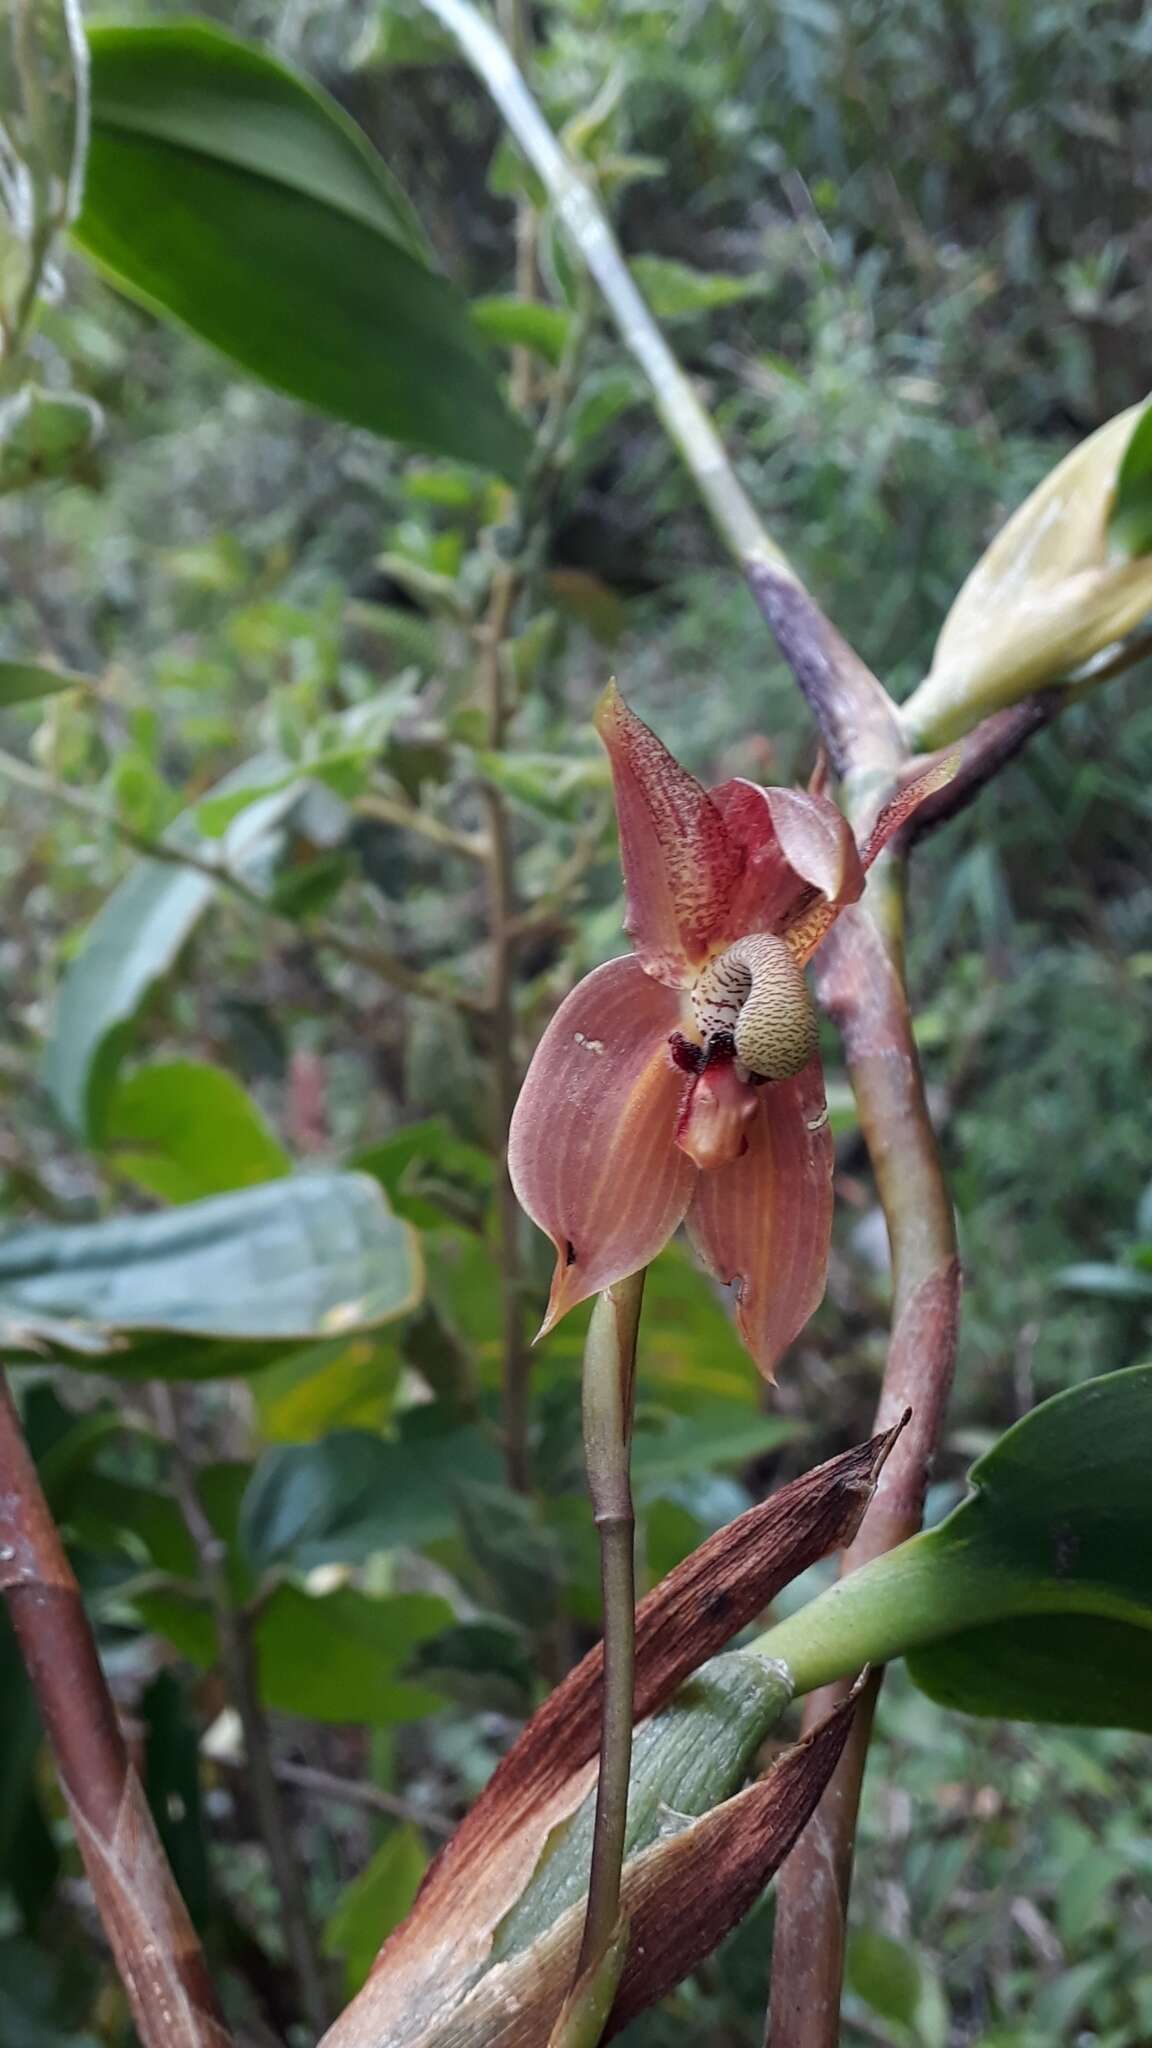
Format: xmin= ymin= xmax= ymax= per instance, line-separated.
xmin=746 ymin=1535 xmax=1017 ymax=1697
xmin=573 ymin=1269 xmax=645 ymax=1988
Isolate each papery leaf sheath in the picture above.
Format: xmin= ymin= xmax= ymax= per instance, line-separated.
xmin=508 ymin=956 xmax=694 ymax=1331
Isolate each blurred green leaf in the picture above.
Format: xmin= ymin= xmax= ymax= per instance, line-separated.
xmin=0 ymin=660 xmax=94 ymax=704
xmin=1053 ymin=1260 xmax=1152 ymax=1301
xmin=0 ymin=1173 xmax=422 ymax=1367
xmin=138 ymin=1584 xmax=451 ymax=1724
xmin=847 ymin=1928 xmax=923 ymax=2030
xmin=476 ymin=749 xmax=608 ymax=820
xmin=0 ymin=386 xmax=103 ymax=493
xmin=324 ymin=1825 xmax=429 ymax=1995
xmin=42 ymin=763 xmax=301 ymax=1141
xmin=104 ymin=1059 xmax=290 ymax=1203
xmin=253 ymin=1336 xmax=403 ymax=1445
xmin=240 ymin=1408 xmax=502 ymax=1569
xmin=471 ymin=296 xmax=572 ymax=366
xmin=76 ymin=24 xmax=527 ymax=478
xmin=630 ymin=1402 xmax=798 ymax=1486
xmin=629 ymin=254 xmax=765 ymax=319
xmin=909 ymin=1614 xmax=1152 ymax=1733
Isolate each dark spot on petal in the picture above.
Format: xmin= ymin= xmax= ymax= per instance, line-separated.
xmin=669 ymin=1031 xmax=704 ymax=1075
xmin=565 ymin=1239 xmax=577 ymax=1267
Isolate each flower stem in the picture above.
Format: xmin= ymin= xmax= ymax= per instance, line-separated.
xmin=571 ymin=1269 xmax=645 ymax=1999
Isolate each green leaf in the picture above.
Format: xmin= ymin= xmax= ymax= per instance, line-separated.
xmin=909 ymin=1613 xmax=1152 ymax=1733
xmin=630 ymin=1402 xmax=798 ymax=1487
xmin=629 ymin=254 xmax=765 ymax=320
xmin=77 ymin=24 xmax=526 ymax=479
xmin=0 ymin=1173 xmax=422 ymax=1368
xmin=475 ymin=748 xmax=609 ymax=821
xmin=0 ymin=660 xmax=94 ymax=705
xmin=239 ymin=1409 xmax=503 ymax=1569
xmin=1108 ymin=396 xmax=1152 ymax=558
xmin=253 ymin=1336 xmax=403 ymax=1445
xmin=0 ymin=386 xmax=103 ymax=492
xmin=42 ymin=763 xmax=302 ymax=1141
xmin=138 ymin=1583 xmax=451 ymax=1724
xmin=1053 ymin=1260 xmax=1152 ymax=1301
xmin=847 ymin=1929 xmax=922 ymax=2031
xmin=324 ymin=1826 xmax=429 ymax=1995
xmin=471 ymin=296 xmax=572 ymax=366
xmin=764 ymin=1367 xmax=1152 ymax=1734
xmin=104 ymin=1060 xmax=291 ymax=1203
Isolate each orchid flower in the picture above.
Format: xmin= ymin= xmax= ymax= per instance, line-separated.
xmin=509 ymin=685 xmax=948 ymax=1379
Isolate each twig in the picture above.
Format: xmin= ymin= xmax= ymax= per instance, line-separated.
xmin=0 ymin=743 xmax=488 ymax=1014
xmin=151 ymin=1385 xmax=333 ymax=2038
xmin=227 ymin=1756 xmax=455 ymax=1838
xmin=355 ymin=788 xmax=489 ymax=861
xmin=0 ymin=1372 xmax=233 ymax=2048
xmin=571 ymin=1269 xmax=645 ymax=1995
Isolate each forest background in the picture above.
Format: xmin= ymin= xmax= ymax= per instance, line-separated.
xmin=2 ymin=2 xmax=1151 ymax=2045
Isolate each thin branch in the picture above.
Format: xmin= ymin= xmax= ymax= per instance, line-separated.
xmin=0 ymin=743 xmax=488 ymax=1014
xmin=219 ymin=1755 xmax=454 ymax=1837
xmin=0 ymin=1371 xmax=233 ymax=2048
xmin=355 ymin=788 xmax=489 ymax=861
xmin=151 ymin=1385 xmax=333 ymax=2039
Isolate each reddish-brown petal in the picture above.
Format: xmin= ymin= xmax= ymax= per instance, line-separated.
xmin=595 ymin=684 xmax=742 ymax=983
xmin=711 ymin=778 xmax=864 ymax=945
xmin=508 ymin=955 xmax=697 ymax=1334
xmin=859 ymin=752 xmax=960 ymax=870
xmin=685 ymin=1058 xmax=833 ymax=1379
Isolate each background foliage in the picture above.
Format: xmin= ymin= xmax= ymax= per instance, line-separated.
xmin=1 ymin=2 xmax=1150 ymax=2044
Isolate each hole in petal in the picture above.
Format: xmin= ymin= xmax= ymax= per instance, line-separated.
xmin=565 ymin=1239 xmax=578 ymax=1268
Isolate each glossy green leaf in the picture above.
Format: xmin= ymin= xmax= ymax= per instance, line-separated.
xmin=0 ymin=660 xmax=94 ymax=704
xmin=76 ymin=24 xmax=526 ymax=478
xmin=0 ymin=1173 xmax=422 ymax=1367
xmin=908 ymin=1614 xmax=1152 ymax=1734
xmin=767 ymin=1368 xmax=1152 ymax=1733
xmin=136 ymin=1583 xmax=450 ymax=1724
xmin=104 ymin=1060 xmax=290 ymax=1203
xmin=42 ymin=766 xmax=301 ymax=1141
xmin=324 ymin=1827 xmax=429 ymax=1996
